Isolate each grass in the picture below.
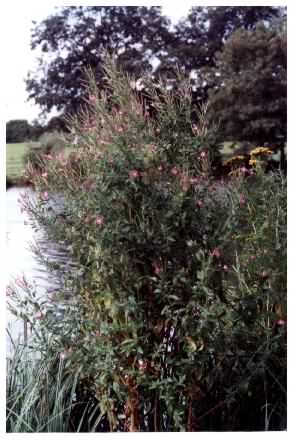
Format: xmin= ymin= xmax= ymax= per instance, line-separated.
xmin=6 ymin=143 xmax=39 ymax=180
xmin=6 ymin=341 xmax=78 ymax=432
xmin=6 ymin=336 xmax=103 ymax=433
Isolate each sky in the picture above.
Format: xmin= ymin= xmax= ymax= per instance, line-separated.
xmin=2 ymin=2 xmax=195 ymax=124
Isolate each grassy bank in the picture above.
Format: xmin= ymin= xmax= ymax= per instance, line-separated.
xmin=6 ymin=141 xmax=74 ymax=187
xmin=6 ymin=143 xmax=39 ymax=186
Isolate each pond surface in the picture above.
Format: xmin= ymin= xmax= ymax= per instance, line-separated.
xmin=6 ymin=187 xmax=53 ymax=352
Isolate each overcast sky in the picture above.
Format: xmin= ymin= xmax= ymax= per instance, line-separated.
xmin=3 ymin=2 xmax=195 ymax=123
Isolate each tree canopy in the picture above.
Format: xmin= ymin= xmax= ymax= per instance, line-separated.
xmin=26 ymin=6 xmax=172 ymax=115
xmin=167 ymin=6 xmax=282 ymax=103
xmin=6 ymin=119 xmax=32 ymax=143
xmin=207 ymin=23 xmax=287 ymax=146
xmin=26 ymin=5 xmax=286 ymax=147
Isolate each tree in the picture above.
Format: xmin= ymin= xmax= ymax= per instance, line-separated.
xmin=6 ymin=119 xmax=32 ymax=143
xmin=157 ymin=6 xmax=282 ymax=102
xmin=26 ymin=5 xmax=286 ymax=144
xmin=206 ymin=23 xmax=286 ymax=149
xmin=29 ymin=119 xmax=45 ymax=140
xmin=45 ymin=115 xmax=68 ymax=133
xmin=26 ymin=6 xmax=172 ymax=115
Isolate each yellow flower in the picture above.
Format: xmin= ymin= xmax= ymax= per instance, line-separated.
xmin=249 ymin=159 xmax=259 ymax=167
xmin=250 ymin=147 xmax=273 ymax=157
xmin=223 ymin=155 xmax=246 ymax=166
xmin=229 ymin=168 xmax=243 ymax=176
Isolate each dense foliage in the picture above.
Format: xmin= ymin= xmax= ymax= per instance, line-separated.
xmin=159 ymin=7 xmax=280 ymax=82
xmin=6 ymin=117 xmax=68 ymax=144
xmin=7 ymin=59 xmax=286 ymax=431
xmin=6 ymin=120 xmax=33 ymax=143
xmin=26 ymin=6 xmax=284 ymax=115
xmin=207 ymin=23 xmax=287 ymax=147
xmin=26 ymin=6 xmax=172 ymax=115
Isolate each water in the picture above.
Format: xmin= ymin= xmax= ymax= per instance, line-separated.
xmin=6 ymin=187 xmax=36 ymax=282
xmin=6 ymin=186 xmax=77 ymax=356
xmin=6 ymin=187 xmax=53 ymax=352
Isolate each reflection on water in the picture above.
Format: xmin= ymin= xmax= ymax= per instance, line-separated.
xmin=6 ymin=187 xmax=54 ymax=352
xmin=6 ymin=187 xmax=37 ymax=282
xmin=6 ymin=186 xmax=77 ymax=356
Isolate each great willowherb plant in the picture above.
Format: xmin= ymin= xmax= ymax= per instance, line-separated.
xmin=8 ymin=56 xmax=286 ymax=431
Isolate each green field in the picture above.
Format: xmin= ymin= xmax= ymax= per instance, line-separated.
xmin=6 ymin=143 xmax=39 ymax=179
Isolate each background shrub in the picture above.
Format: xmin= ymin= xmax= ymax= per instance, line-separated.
xmin=23 ymin=131 xmax=67 ymax=173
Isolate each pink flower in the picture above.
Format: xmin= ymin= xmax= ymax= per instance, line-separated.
xmin=83 ymin=179 xmax=94 ymax=191
xmin=239 ymin=194 xmax=246 ymax=205
xmin=211 ymin=248 xmax=221 ymax=258
xmin=196 ymin=200 xmax=203 ymax=208
xmin=138 ymin=360 xmax=148 ymax=371
xmin=277 ymin=319 xmax=285 ymax=326
xmin=158 ymin=165 xmax=163 ymax=172
xmin=46 ymin=154 xmax=53 ymax=160
xmin=117 ymin=126 xmax=124 ymax=133
xmin=95 ymin=215 xmax=104 ymax=226
xmin=6 ymin=286 xmax=13 ymax=297
xmin=154 ymin=264 xmax=162 ymax=275
xmin=15 ymin=277 xmax=24 ymax=288
xmin=57 ymin=152 xmax=65 ymax=161
xmin=223 ymin=264 xmax=229 ymax=272
xmin=89 ymin=95 xmax=96 ymax=103
xmin=240 ymin=166 xmax=248 ymax=174
xmin=129 ymin=170 xmax=140 ymax=179
xmin=189 ymin=177 xmax=198 ymax=185
xmin=42 ymin=192 xmax=49 ymax=201
xmin=41 ymin=172 xmax=48 ymax=178
xmin=200 ymin=151 xmax=207 ymax=159
xmin=95 ymin=152 xmax=103 ymax=159
xmin=171 ymin=166 xmax=179 ymax=176
xmin=148 ymin=144 xmax=157 ymax=153
xmin=35 ymin=311 xmax=44 ymax=320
